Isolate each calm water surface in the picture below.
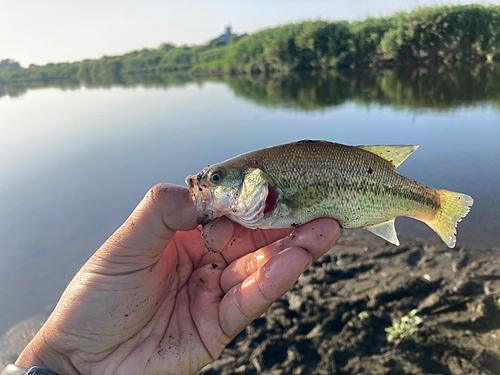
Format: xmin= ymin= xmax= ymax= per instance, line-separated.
xmin=0 ymin=68 xmax=499 ymax=334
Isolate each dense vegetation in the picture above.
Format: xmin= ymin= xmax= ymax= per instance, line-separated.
xmin=194 ymin=3 xmax=500 ymax=73
xmin=1 ymin=4 xmax=500 ymax=83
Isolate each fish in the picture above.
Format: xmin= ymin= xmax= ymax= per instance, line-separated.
xmin=185 ymin=140 xmax=473 ymax=248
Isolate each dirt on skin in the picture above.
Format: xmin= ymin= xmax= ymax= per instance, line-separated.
xmin=200 ymin=232 xmax=500 ymax=375
xmin=2 ymin=232 xmax=500 ymax=374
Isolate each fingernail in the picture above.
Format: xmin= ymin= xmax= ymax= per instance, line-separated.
xmin=202 ymin=217 xmax=235 ymax=252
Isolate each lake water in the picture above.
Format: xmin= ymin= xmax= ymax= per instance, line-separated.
xmin=0 ymin=67 xmax=499 ymax=335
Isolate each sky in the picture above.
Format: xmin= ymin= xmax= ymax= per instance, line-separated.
xmin=1 ymin=0 xmax=498 ymax=67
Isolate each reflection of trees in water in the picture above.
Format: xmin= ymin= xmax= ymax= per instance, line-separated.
xmin=0 ymin=74 xmax=193 ymax=99
xmin=369 ymin=66 xmax=500 ymax=111
xmin=222 ymin=72 xmax=353 ymax=110
xmin=2 ymin=66 xmax=500 ymax=114
xmin=224 ymin=66 xmax=500 ymax=112
xmin=0 ymin=79 xmax=82 ymax=99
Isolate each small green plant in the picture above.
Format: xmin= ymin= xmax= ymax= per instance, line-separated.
xmin=358 ymin=311 xmax=369 ymax=321
xmin=385 ymin=309 xmax=423 ymax=343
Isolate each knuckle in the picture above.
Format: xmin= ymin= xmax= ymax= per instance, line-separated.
xmin=234 ymin=286 xmax=253 ymax=321
xmin=257 ymin=277 xmax=275 ymax=303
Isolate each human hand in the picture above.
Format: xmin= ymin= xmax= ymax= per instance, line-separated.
xmin=16 ymin=184 xmax=342 ymax=375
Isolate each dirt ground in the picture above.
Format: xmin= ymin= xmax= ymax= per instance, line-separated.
xmin=2 ymin=232 xmax=500 ymax=374
xmin=200 ymin=232 xmax=500 ymax=375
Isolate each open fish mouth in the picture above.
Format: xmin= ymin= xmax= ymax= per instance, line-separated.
xmin=185 ymin=174 xmax=216 ymax=224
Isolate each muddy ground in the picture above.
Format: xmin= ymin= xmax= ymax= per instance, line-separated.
xmin=2 ymin=232 xmax=500 ymax=374
xmin=200 ymin=232 xmax=500 ymax=375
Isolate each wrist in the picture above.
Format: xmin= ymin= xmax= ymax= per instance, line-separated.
xmin=15 ymin=329 xmax=80 ymax=375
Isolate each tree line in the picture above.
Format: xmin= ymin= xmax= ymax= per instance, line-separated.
xmin=1 ymin=4 xmax=500 ymax=83
xmin=193 ymin=4 xmax=500 ymax=73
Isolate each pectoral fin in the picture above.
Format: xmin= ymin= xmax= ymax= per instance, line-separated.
xmin=357 ymin=145 xmax=419 ymax=168
xmin=364 ymin=220 xmax=400 ymax=246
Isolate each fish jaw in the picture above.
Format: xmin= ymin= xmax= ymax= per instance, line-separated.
xmin=186 ymin=173 xmax=218 ymax=224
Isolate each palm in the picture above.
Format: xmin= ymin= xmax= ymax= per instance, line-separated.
xmin=70 ymin=228 xmax=222 ymax=375
xmin=100 ymin=228 xmax=236 ymax=375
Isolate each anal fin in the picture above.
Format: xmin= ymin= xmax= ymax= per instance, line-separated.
xmin=364 ymin=220 xmax=400 ymax=246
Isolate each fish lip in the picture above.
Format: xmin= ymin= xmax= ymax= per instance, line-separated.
xmin=185 ymin=174 xmax=216 ymax=224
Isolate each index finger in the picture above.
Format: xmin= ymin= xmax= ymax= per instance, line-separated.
xmin=201 ymin=216 xmax=293 ymax=264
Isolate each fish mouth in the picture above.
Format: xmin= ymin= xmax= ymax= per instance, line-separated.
xmin=185 ymin=174 xmax=216 ymax=224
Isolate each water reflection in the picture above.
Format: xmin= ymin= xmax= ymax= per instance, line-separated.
xmin=0 ymin=74 xmax=192 ymax=99
xmin=216 ymin=66 xmax=500 ymax=112
xmin=3 ymin=65 xmax=500 ymax=114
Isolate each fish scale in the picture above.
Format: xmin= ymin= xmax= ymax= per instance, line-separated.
xmin=247 ymin=142 xmax=436 ymax=229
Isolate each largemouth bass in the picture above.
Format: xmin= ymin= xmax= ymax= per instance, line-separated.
xmin=186 ymin=140 xmax=473 ymax=248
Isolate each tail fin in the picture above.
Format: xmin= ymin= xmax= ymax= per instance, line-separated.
xmin=425 ymin=190 xmax=473 ymax=248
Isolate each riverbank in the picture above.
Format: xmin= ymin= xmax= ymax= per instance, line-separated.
xmin=200 ymin=232 xmax=500 ymax=375
xmin=2 ymin=232 xmax=499 ymax=374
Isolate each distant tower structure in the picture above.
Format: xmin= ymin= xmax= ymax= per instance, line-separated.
xmin=219 ymin=25 xmax=234 ymax=44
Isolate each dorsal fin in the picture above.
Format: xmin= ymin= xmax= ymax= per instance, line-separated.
xmin=357 ymin=145 xmax=419 ymax=168
xmin=364 ymin=219 xmax=400 ymax=246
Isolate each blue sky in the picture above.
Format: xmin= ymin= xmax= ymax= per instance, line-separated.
xmin=0 ymin=0 xmax=497 ymax=67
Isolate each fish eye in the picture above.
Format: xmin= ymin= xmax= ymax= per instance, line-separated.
xmin=209 ymin=170 xmax=224 ymax=185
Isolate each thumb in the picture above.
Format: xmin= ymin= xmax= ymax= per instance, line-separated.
xmin=90 ymin=184 xmax=199 ymax=273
